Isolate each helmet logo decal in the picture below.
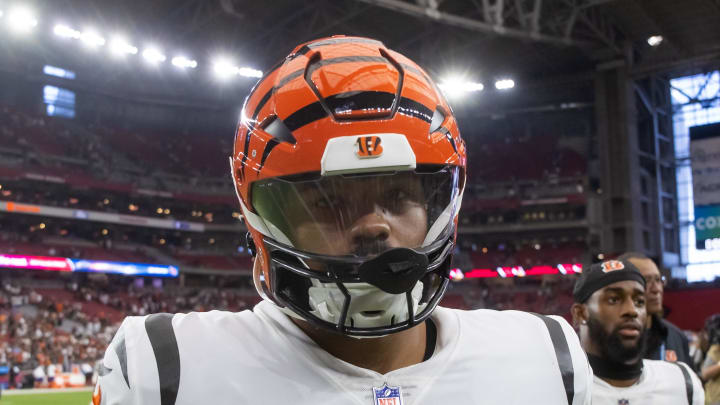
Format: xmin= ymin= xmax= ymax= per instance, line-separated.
xmin=356 ymin=136 xmax=384 ymax=158
xmin=601 ymin=260 xmax=625 ymax=273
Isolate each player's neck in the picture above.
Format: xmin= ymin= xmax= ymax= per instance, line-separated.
xmin=292 ymin=318 xmax=428 ymax=375
xmin=585 ymin=350 xmax=643 ymax=388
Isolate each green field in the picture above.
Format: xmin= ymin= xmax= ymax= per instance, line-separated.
xmin=1 ymin=389 xmax=92 ymax=405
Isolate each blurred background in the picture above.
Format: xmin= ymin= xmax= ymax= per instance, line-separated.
xmin=0 ymin=0 xmax=719 ymax=400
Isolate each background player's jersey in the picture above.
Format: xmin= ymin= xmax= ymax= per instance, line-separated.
xmin=591 ymin=359 xmax=704 ymax=405
xmin=95 ymin=301 xmax=592 ymax=405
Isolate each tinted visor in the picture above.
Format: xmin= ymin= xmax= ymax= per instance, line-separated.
xmin=251 ymin=165 xmax=461 ymax=257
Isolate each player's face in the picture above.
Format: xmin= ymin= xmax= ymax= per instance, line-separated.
xmin=292 ymin=174 xmax=428 ymax=257
xmin=629 ymin=258 xmax=663 ymax=315
xmin=586 ymin=280 xmax=647 ymax=363
xmin=252 ymin=166 xmax=459 ymax=264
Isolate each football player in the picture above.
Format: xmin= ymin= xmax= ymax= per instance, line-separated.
xmin=571 ymin=259 xmax=703 ymax=405
xmin=95 ymin=36 xmax=592 ymax=405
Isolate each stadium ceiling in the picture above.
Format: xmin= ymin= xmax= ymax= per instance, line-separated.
xmin=52 ymin=0 xmax=716 ymax=71
xmin=19 ymin=0 xmax=720 ymax=101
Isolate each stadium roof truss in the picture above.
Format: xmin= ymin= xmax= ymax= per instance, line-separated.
xmin=355 ymin=0 xmax=624 ymax=52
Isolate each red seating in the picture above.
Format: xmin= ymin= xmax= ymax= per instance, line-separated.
xmin=174 ymin=253 xmax=253 ymax=271
xmin=468 ymin=135 xmax=586 ymax=183
xmin=470 ymin=245 xmax=583 ymax=270
xmin=440 ymin=294 xmax=469 ymax=310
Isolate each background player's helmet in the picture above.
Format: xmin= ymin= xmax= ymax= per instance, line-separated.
xmin=231 ymin=35 xmax=466 ymax=337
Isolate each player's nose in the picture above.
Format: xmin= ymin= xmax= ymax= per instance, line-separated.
xmin=348 ymin=207 xmax=390 ymax=249
xmin=621 ymin=296 xmax=639 ymax=318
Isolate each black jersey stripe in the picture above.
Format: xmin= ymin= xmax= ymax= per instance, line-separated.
xmin=673 ymin=362 xmax=693 ymax=405
xmin=145 ymin=314 xmax=180 ymax=405
xmin=422 ymin=318 xmax=437 ymax=361
xmin=531 ymin=313 xmax=575 ymax=405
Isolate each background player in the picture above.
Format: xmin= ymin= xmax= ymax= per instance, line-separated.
xmin=571 ymin=259 xmax=703 ymax=405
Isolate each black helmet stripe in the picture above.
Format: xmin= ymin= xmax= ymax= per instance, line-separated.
xmin=251 ymin=61 xmax=428 ymax=123
xmin=283 ymin=92 xmax=433 ymax=132
xmin=436 ymin=126 xmax=459 ymax=155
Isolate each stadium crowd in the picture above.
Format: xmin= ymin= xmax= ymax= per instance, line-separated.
xmin=0 ymin=276 xmax=256 ymax=389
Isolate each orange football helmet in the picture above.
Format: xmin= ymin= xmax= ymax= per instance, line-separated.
xmin=231 ymin=35 xmax=466 ymax=337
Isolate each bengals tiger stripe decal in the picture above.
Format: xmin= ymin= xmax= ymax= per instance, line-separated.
xmin=601 ymin=260 xmax=625 ymax=273
xmin=356 ymin=136 xmax=383 ymax=158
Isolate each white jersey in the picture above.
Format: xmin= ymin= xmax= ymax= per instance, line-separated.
xmin=95 ymin=301 xmax=592 ymax=405
xmin=592 ymin=359 xmax=704 ymax=405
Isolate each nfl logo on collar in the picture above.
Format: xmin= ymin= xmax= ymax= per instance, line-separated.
xmin=373 ymin=384 xmax=403 ymax=405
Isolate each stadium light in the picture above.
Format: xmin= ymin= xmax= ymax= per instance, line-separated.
xmin=109 ymin=37 xmax=138 ymax=56
xmin=213 ymin=59 xmax=237 ymax=79
xmin=142 ymin=47 xmax=166 ymax=64
xmin=238 ymin=67 xmax=263 ymax=78
xmin=438 ymin=78 xmax=465 ymax=98
xmin=213 ymin=58 xmax=262 ymax=79
xmin=495 ymin=79 xmax=515 ymax=90
xmin=171 ymin=56 xmax=197 ymax=69
xmin=437 ymin=77 xmax=484 ymax=98
xmin=449 ymin=268 xmax=464 ymax=281
xmin=80 ymin=29 xmax=105 ymax=48
xmin=54 ymin=24 xmax=80 ymax=39
xmin=647 ymin=35 xmax=663 ymax=47
xmin=7 ymin=6 xmax=38 ymax=33
xmin=466 ymin=82 xmax=484 ymax=92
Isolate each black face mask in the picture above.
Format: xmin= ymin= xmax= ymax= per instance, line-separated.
xmin=587 ymin=316 xmax=648 ymax=380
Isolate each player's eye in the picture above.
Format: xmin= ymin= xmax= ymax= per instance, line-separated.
xmin=607 ymin=296 xmax=619 ymax=304
xmin=634 ymin=297 xmax=646 ymax=306
xmin=389 ymin=188 xmax=409 ymax=202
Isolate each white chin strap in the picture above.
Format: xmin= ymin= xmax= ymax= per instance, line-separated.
xmin=303 ymin=280 xmax=427 ymax=333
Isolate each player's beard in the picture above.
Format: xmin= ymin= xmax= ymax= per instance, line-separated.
xmin=587 ymin=316 xmax=648 ymax=364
